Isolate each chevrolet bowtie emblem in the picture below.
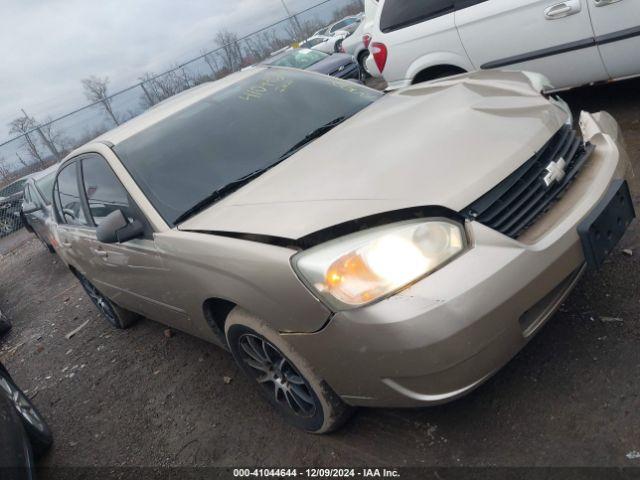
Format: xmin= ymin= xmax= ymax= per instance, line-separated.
xmin=542 ymin=157 xmax=567 ymax=187
xmin=338 ymin=65 xmax=345 ymax=71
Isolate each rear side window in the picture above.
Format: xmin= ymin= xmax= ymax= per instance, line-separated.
xmin=56 ymin=163 xmax=88 ymax=226
xmin=81 ymin=155 xmax=133 ymax=226
xmin=380 ymin=0 xmax=455 ymax=33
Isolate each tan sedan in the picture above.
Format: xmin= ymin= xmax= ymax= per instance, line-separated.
xmin=51 ymin=67 xmax=635 ymax=432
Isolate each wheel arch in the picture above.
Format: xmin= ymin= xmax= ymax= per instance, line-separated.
xmin=405 ymin=52 xmax=471 ymax=84
xmin=412 ymin=64 xmax=467 ymax=84
xmin=202 ymin=297 xmax=237 ymax=348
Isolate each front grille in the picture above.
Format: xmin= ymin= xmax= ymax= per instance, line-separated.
xmin=462 ymin=125 xmax=594 ymax=239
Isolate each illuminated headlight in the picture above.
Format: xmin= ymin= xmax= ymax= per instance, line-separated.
xmin=291 ymin=219 xmax=468 ymax=311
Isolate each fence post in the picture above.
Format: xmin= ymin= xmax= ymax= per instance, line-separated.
xmin=140 ymin=83 xmax=155 ymax=106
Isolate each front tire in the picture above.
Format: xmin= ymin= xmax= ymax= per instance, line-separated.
xmin=77 ymin=274 xmax=139 ymax=329
xmin=226 ymin=308 xmax=353 ymax=434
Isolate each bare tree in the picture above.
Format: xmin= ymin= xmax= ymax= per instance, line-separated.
xmin=138 ymin=68 xmax=193 ymax=109
xmin=39 ymin=117 xmax=69 ymax=157
xmin=201 ymin=49 xmax=221 ymax=77
xmin=81 ymin=75 xmax=119 ymax=126
xmin=215 ymin=30 xmax=244 ymax=73
xmin=0 ymin=156 xmax=11 ymax=180
xmin=7 ymin=114 xmax=44 ymax=165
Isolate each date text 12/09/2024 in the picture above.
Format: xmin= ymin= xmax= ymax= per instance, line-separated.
xmin=233 ymin=469 xmax=401 ymax=478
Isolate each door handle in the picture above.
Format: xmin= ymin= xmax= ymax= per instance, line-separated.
xmin=92 ymin=248 xmax=108 ymax=258
xmin=593 ymin=0 xmax=622 ymax=6
xmin=545 ymin=0 xmax=581 ymax=19
xmin=61 ymin=241 xmax=72 ymax=248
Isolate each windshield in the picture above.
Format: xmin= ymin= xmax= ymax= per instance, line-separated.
xmin=114 ymin=68 xmax=381 ymax=225
xmin=269 ymin=49 xmax=328 ymax=69
xmin=36 ymin=172 xmax=56 ymax=204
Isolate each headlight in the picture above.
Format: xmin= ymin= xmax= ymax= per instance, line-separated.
xmin=291 ymin=218 xmax=468 ymax=311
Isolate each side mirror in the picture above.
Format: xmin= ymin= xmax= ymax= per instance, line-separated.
xmin=96 ymin=209 xmax=144 ymax=244
xmin=22 ymin=202 xmax=42 ymax=214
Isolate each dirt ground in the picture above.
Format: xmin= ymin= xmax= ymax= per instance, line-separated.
xmin=1 ymin=78 xmax=640 ymax=472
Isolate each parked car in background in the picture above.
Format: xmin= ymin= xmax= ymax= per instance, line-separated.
xmin=262 ymin=49 xmax=362 ymax=81
xmin=0 ymin=175 xmax=31 ymax=237
xmin=21 ymin=164 xmax=59 ymax=253
xmin=326 ymin=14 xmax=362 ymax=37
xmin=0 ymin=360 xmax=52 ymax=478
xmin=50 ymin=67 xmax=634 ymax=433
xmin=298 ymin=33 xmax=347 ymax=54
xmin=337 ymin=20 xmax=369 ymax=73
xmin=367 ymin=0 xmax=640 ymax=90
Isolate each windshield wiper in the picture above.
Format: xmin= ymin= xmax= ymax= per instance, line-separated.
xmin=173 ymin=169 xmax=267 ymax=225
xmin=174 ymin=116 xmax=350 ymax=225
xmin=277 ymin=116 xmax=347 ymax=161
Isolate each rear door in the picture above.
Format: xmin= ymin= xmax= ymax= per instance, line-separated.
xmin=586 ymin=0 xmax=640 ymax=79
xmin=455 ymin=0 xmax=609 ymax=89
xmin=78 ymin=154 xmax=188 ymax=328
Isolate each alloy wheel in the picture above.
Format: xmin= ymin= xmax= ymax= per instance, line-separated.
xmin=80 ymin=277 xmax=118 ymax=325
xmin=0 ymin=375 xmax=47 ymax=433
xmin=238 ymin=333 xmax=317 ymax=417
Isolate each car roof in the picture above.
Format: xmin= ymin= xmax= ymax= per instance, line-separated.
xmin=91 ymin=67 xmax=264 ymax=147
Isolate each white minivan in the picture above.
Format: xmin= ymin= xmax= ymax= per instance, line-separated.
xmin=367 ymin=0 xmax=640 ymax=91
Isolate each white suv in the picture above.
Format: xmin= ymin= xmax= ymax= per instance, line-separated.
xmin=368 ymin=0 xmax=640 ymax=91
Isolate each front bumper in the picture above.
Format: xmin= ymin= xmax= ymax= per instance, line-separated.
xmin=284 ymin=111 xmax=635 ymax=407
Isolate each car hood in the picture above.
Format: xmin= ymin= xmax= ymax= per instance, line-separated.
xmin=179 ymin=70 xmax=567 ymax=241
xmin=306 ymin=53 xmax=353 ymax=74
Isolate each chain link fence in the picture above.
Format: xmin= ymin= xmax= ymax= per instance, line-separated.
xmin=0 ymin=0 xmax=363 ymax=204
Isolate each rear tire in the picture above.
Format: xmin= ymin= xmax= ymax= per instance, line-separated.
xmin=76 ymin=273 xmax=139 ymax=329
xmin=225 ymin=308 xmax=353 ymax=434
xmin=357 ymin=51 xmax=370 ymax=78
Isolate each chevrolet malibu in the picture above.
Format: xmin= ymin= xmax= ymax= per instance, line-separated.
xmin=52 ymin=67 xmax=635 ymax=433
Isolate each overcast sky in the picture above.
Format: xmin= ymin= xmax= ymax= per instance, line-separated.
xmin=0 ymin=0 xmax=324 ymax=142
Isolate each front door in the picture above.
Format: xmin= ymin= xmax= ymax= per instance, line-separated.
xmin=76 ymin=154 xmax=189 ymax=328
xmin=587 ymin=0 xmax=640 ymax=79
xmin=455 ymin=0 xmax=609 ymax=89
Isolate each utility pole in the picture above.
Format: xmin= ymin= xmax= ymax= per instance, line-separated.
xmin=21 ymin=109 xmax=60 ymax=162
xmin=280 ymin=0 xmax=303 ymax=38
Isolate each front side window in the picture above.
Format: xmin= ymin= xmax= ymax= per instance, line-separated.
xmin=56 ymin=162 xmax=88 ymax=226
xmin=113 ymin=68 xmax=381 ymax=225
xmin=380 ymin=0 xmax=454 ymax=33
xmin=81 ymin=155 xmax=133 ymax=226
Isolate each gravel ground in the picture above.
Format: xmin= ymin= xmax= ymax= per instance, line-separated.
xmin=0 ymin=78 xmax=639 ymax=472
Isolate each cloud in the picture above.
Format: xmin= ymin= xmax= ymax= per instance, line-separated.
xmin=0 ymin=0 xmax=332 ymax=142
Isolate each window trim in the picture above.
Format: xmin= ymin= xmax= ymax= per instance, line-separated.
xmin=54 ymin=153 xmax=155 ymax=239
xmin=53 ymin=159 xmax=89 ymax=227
xmin=79 ymin=153 xmax=154 ymax=238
